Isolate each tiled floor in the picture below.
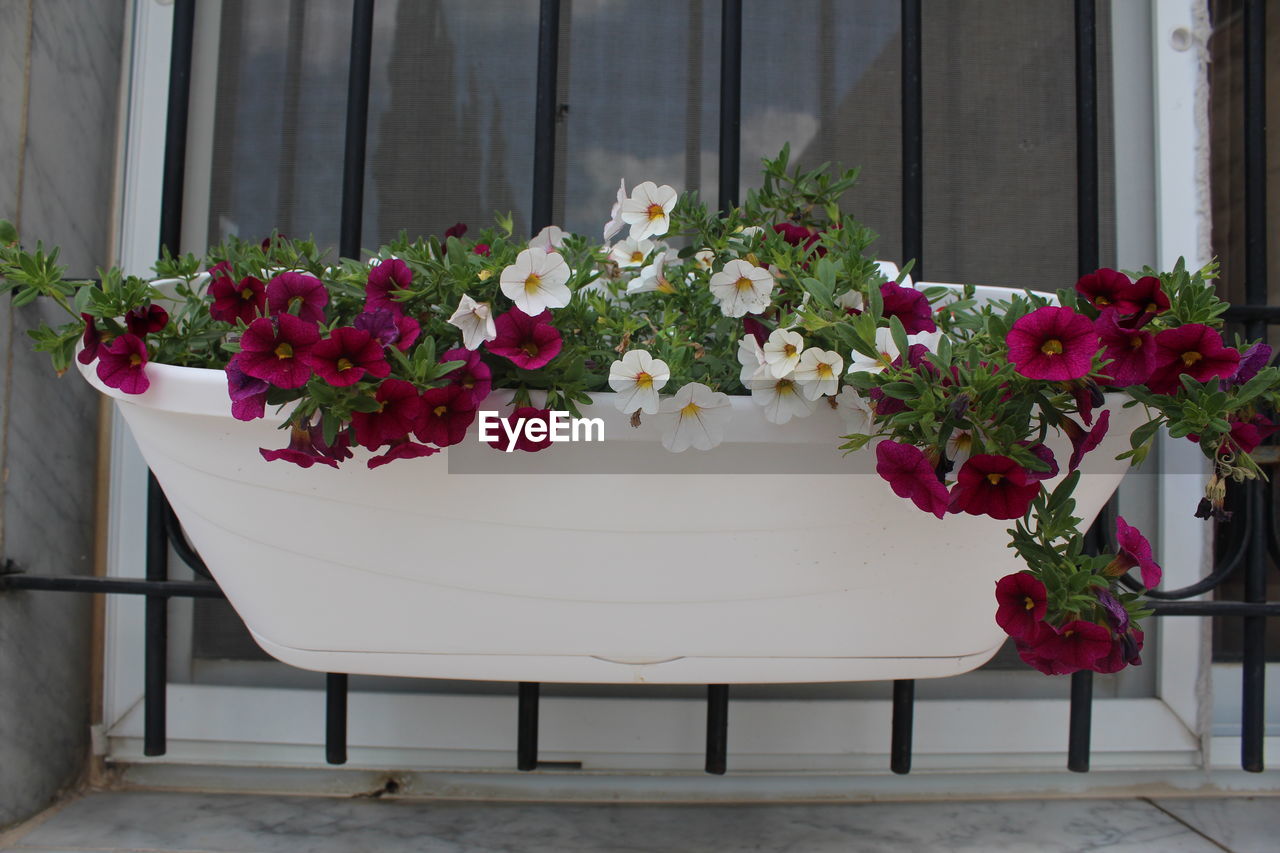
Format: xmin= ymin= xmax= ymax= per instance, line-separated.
xmin=1 ymin=791 xmax=1276 ymax=852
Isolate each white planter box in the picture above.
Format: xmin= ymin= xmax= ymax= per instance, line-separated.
xmin=84 ymin=285 xmax=1141 ymax=684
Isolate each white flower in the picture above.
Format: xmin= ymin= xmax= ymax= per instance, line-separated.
xmin=657 ymin=382 xmax=733 ymax=452
xmin=603 ymin=179 xmax=627 ymax=243
xmin=835 ymin=385 xmax=874 ymax=433
xmin=793 ymin=347 xmax=844 ymax=399
xmin=946 ymin=430 xmax=975 ymax=469
xmin=447 ymin=294 xmax=497 ymax=350
xmin=609 ymin=237 xmax=656 ymax=270
xmin=528 ymin=225 xmax=566 ymax=252
xmin=708 ymin=259 xmax=774 ymax=318
xmin=847 ymin=328 xmax=942 ymax=374
xmin=762 ymin=328 xmax=805 ymax=378
xmin=737 ymin=335 xmax=771 ymax=388
xmin=620 ymin=181 xmax=678 ymax=241
xmin=608 ymin=349 xmax=670 ymax=414
xmin=693 ymin=249 xmax=715 ymax=271
xmin=735 ymin=225 xmax=764 ymax=240
xmin=752 ymin=376 xmax=816 ymax=424
xmin=835 ymin=289 xmax=864 ymax=313
xmin=499 ymin=248 xmax=572 ymax=316
xmin=626 ymin=249 xmax=676 ymax=295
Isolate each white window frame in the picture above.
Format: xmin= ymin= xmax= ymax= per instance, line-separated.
xmin=100 ymin=0 xmax=1276 ymax=795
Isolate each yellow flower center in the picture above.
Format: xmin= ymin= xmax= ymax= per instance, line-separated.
xmin=1023 ymin=596 xmax=1036 ymax=611
xmin=478 ymin=269 xmax=493 ymax=281
xmin=1129 ymin=336 xmax=1144 ymax=349
xmin=128 ymin=353 xmax=142 ymax=367
xmin=680 ymin=402 xmax=701 ymax=417
xmin=524 ymin=273 xmax=542 ymax=294
xmin=1095 ymin=296 xmax=1111 ymax=306
xmin=1182 ymin=351 xmax=1203 ymax=366
xmin=656 ymin=277 xmax=676 ymax=294
xmin=275 ymin=343 xmax=293 ymax=359
xmin=783 ymin=343 xmax=797 ymax=357
xmin=241 ymin=287 xmax=255 ymax=300
xmin=1040 ymin=339 xmax=1063 ymax=356
xmin=336 ymin=358 xmax=353 ymax=372
xmin=635 ymin=371 xmax=653 ymax=389
xmin=631 ymin=251 xmax=644 ymax=263
xmin=734 ymin=276 xmax=754 ymax=292
xmin=816 ymin=363 xmax=833 ymax=378
xmin=776 ymin=379 xmax=795 ymax=395
xmin=646 ymin=202 xmax=665 ymax=222
xmin=986 ymin=472 xmax=1005 ymax=485
xmin=521 ymin=342 xmax=539 ymax=357
xmin=433 ymin=405 xmax=448 ymax=417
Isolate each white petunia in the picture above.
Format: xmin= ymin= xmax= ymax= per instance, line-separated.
xmin=603 ymin=179 xmax=627 ymax=243
xmin=528 ymin=225 xmax=566 ymax=252
xmin=847 ymin=327 xmax=942 ymax=374
xmin=737 ymin=335 xmax=771 ymax=389
xmin=657 ymin=382 xmax=733 ymax=452
xmin=620 ymin=181 xmax=678 ymax=241
xmin=447 ymin=293 xmax=497 ymax=350
xmin=608 ymin=349 xmax=670 ymax=414
xmin=946 ymin=430 xmax=975 ymax=469
xmin=708 ymin=259 xmax=774 ymax=318
xmin=835 ymin=289 xmax=864 ymax=314
xmin=835 ymin=385 xmax=875 ymax=433
xmin=793 ymin=347 xmax=844 ymax=399
xmin=626 ymin=249 xmax=677 ymax=295
xmin=499 ymin=248 xmax=572 ymax=316
xmin=693 ymin=249 xmax=715 ymax=271
xmin=752 ymin=376 xmax=816 ymax=424
xmin=609 ymin=237 xmax=657 ymax=270
xmin=762 ymin=328 xmax=805 ymax=378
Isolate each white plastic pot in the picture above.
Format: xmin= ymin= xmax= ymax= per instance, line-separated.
xmin=83 ymin=284 xmax=1142 ymax=684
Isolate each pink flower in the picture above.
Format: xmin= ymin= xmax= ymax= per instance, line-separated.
xmin=1227 ymin=414 xmax=1278 ymax=454
xmin=225 ymin=355 xmax=269 ymax=421
xmin=351 ymin=378 xmax=422 ymax=449
xmin=368 ymin=440 xmax=440 ymax=469
xmin=1092 ymin=627 xmax=1144 ymax=674
xmin=875 ymin=440 xmax=950 ymax=519
xmin=1147 ymin=324 xmax=1240 ymax=394
xmin=486 ymin=309 xmax=562 ymax=369
xmin=259 ymin=423 xmax=338 ymax=469
xmin=266 ymin=271 xmax=328 ymax=323
xmin=1228 ymin=342 xmax=1271 ymax=386
xmin=948 ymin=454 xmax=1040 ymax=520
xmin=1061 ymin=409 xmax=1110 ymax=472
xmin=1020 ymin=442 xmax=1059 ymax=482
xmin=416 ymin=385 xmax=478 ymax=448
xmin=880 ymin=281 xmax=936 ymax=335
xmin=473 ymin=243 xmax=491 ymax=257
xmin=125 ymin=304 xmax=169 ymax=335
xmin=305 ymin=327 xmax=391 ymax=387
xmin=484 ymin=406 xmax=555 ymax=453
xmin=444 ymin=222 xmax=468 ymax=240
xmin=78 ymin=314 xmax=101 ymax=365
xmin=210 ymin=275 xmax=265 ymax=325
xmin=1094 ymin=309 xmax=1156 ymax=387
xmin=237 ymin=313 xmax=320 ymax=389
xmin=1016 ymin=620 xmax=1113 ymax=675
xmin=1006 ymin=306 xmax=1098 ymax=381
xmin=365 ymin=259 xmax=411 ymax=315
xmin=1103 ymin=516 xmax=1162 ymax=588
xmin=442 ymin=347 xmax=492 ymax=408
xmin=95 ymin=333 xmax=150 ymax=394
xmin=1118 ymin=275 xmax=1170 ymax=318
xmin=995 ymin=572 xmax=1047 ymax=642
xmin=1074 ymin=268 xmax=1132 ymax=311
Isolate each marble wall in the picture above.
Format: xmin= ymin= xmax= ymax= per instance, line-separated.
xmin=0 ymin=0 xmax=127 ymax=829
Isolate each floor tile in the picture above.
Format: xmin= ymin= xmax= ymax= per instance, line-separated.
xmin=1151 ymin=796 xmax=1280 ymax=853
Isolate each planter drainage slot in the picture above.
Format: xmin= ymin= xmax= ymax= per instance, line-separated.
xmin=2 ymin=0 xmax=1275 ymax=778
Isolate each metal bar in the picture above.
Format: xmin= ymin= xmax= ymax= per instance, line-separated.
xmin=1223 ymin=305 xmax=1280 ymax=324
xmin=158 ymin=0 xmax=196 ymax=256
xmin=517 ymin=682 xmax=539 ymax=771
xmin=163 ymin=502 xmax=211 ymax=578
xmin=1241 ymin=0 xmax=1268 ymax=775
xmin=144 ymin=474 xmax=169 ymax=757
xmin=275 ymin=0 xmax=308 ymax=235
xmin=890 ymin=679 xmax=914 ymax=774
xmin=900 ymin=0 xmax=922 ymax=279
xmin=531 ymin=0 xmax=561 ymax=234
xmin=1067 ymin=669 xmax=1093 ymax=772
xmin=0 ymin=574 xmax=223 ymax=598
xmin=1149 ymin=600 xmax=1280 ymax=617
xmin=1074 ymin=0 xmax=1098 ymax=275
xmin=325 ymin=673 xmax=348 ymax=765
xmin=717 ymin=0 xmax=742 ymax=213
xmin=339 ymin=0 xmax=376 ymax=258
xmin=705 ymin=684 xmax=729 ymax=775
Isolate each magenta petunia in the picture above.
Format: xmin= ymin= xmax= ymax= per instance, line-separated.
xmin=305 ymin=327 xmax=391 ymax=387
xmin=1092 ymin=627 xmax=1145 ymax=674
xmin=1061 ymin=409 xmax=1110 ymax=472
xmin=742 ymin=316 xmax=770 ymax=346
xmin=880 ymin=281 xmax=936 ymax=335
xmin=486 ymin=309 xmax=563 ymax=369
xmin=237 ymin=313 xmax=320 ymax=389
xmin=444 ymin=222 xmax=468 ymax=240
xmin=1104 ymin=516 xmax=1162 ymax=588
xmin=1229 ymin=341 xmax=1272 ymax=386
xmin=994 ymin=572 xmax=1047 ymax=641
xmin=351 ymin=378 xmax=422 ymax=449
xmin=1094 ymin=309 xmax=1156 ymax=387
xmin=1016 ymin=620 xmax=1113 ymax=675
xmin=367 ymin=440 xmax=440 ymax=469
xmin=1147 ymin=324 xmax=1241 ymax=395
xmin=225 ymin=355 xmax=270 ymax=421
xmin=1019 ymin=442 xmax=1059 ymax=482
xmin=353 ymin=308 xmax=401 ymax=347
xmin=1227 ymin=414 xmax=1278 ymax=455
xmin=1006 ymin=306 xmax=1099 ymax=381
xmin=95 ymin=333 xmax=150 ymax=394
xmin=484 ymin=406 xmax=556 ymax=453
xmin=416 ymin=384 xmax=479 ymax=448
xmin=266 ymin=271 xmax=328 ymax=323
xmin=210 ymin=274 xmax=266 ymax=325
xmin=875 ymin=440 xmax=950 ymax=519
xmin=365 ymin=258 xmax=411 ymax=315
xmin=393 ymin=314 xmax=421 ymax=352
xmin=948 ymin=454 xmax=1040 ymax=520
xmin=441 ymin=347 xmax=492 ymax=408
xmin=1118 ymin=275 xmax=1170 ymax=318
xmin=78 ymin=313 xmax=102 ymax=365
xmin=1074 ymin=268 xmax=1132 ymax=311
xmin=259 ymin=423 xmax=338 ymax=469
xmin=125 ymin=304 xmax=169 ymax=336
xmin=473 ymin=243 xmax=491 ymax=257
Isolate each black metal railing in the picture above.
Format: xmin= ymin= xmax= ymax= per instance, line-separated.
xmin=0 ymin=0 xmax=1274 ymax=778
